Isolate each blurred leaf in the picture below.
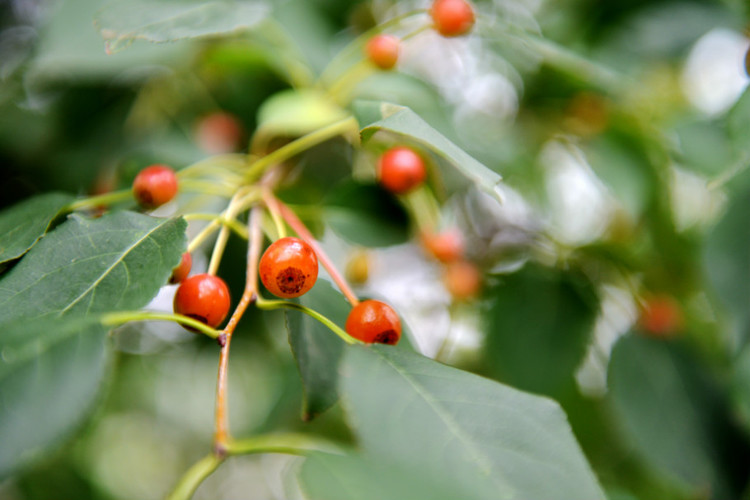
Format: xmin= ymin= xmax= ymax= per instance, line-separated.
xmin=728 ymin=87 xmax=750 ymax=160
xmin=299 ymin=451 xmax=472 ymax=500
xmin=608 ymin=334 xmax=742 ymax=499
xmin=339 ymin=345 xmax=606 ymax=500
xmin=0 ymin=192 xmax=73 ymax=266
xmin=95 ymin=0 xmax=271 ymax=54
xmin=703 ymin=183 xmax=750 ymax=346
xmin=353 ymin=101 xmax=504 ymax=201
xmin=0 ymin=212 xmax=186 ymax=324
xmin=285 ymin=280 xmax=348 ymax=420
xmin=324 ymin=181 xmax=409 ymax=247
xmin=0 ymin=316 xmax=110 ymax=478
xmin=257 ymin=89 xmax=347 ymax=138
xmin=483 ymin=264 xmax=598 ymax=397
xmin=672 ymin=120 xmax=733 ymax=176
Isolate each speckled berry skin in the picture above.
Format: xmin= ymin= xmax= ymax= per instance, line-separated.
xmin=169 ymin=252 xmax=192 ymax=284
xmin=378 ymin=146 xmax=427 ymax=195
xmin=430 ymin=0 xmax=475 ymax=37
xmin=174 ymin=273 xmax=231 ymax=329
xmin=132 ymin=164 xmax=178 ymax=208
xmin=259 ymin=237 xmax=319 ymax=298
xmin=366 ymin=34 xmax=400 ymax=70
xmin=345 ymin=300 xmax=402 ymax=345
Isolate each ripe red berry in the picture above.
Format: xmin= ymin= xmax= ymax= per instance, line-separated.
xmin=639 ymin=295 xmax=683 ymax=338
xmin=169 ymin=252 xmax=192 ymax=284
xmin=174 ymin=273 xmax=231 ymax=329
xmin=421 ymin=228 xmax=464 ymax=263
xmin=132 ymin=164 xmax=178 ymax=208
xmin=259 ymin=237 xmax=319 ymax=298
xmin=378 ymin=146 xmax=427 ymax=195
xmin=365 ymin=34 xmax=400 ymax=70
xmin=430 ymin=0 xmax=475 ymax=37
xmin=345 ymin=299 xmax=402 ymax=345
xmin=443 ymin=260 xmax=482 ymax=300
xmin=195 ymin=112 xmax=244 ymax=154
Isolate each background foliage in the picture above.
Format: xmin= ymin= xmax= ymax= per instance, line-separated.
xmin=1 ymin=0 xmax=750 ymax=499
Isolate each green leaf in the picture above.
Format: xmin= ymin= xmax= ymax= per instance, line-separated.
xmin=257 ymin=89 xmax=348 ymax=138
xmin=285 ymin=280 xmax=348 ymax=420
xmin=339 ymin=345 xmax=606 ymax=500
xmin=300 ymin=451 xmax=472 ymax=500
xmin=728 ymin=86 xmax=750 ymax=157
xmin=324 ymin=182 xmax=409 ymax=247
xmin=0 ymin=316 xmax=110 ymax=478
xmin=608 ymin=335 xmax=739 ymax=499
xmin=353 ymin=101 xmax=503 ymax=201
xmin=95 ymin=0 xmax=271 ymax=53
xmin=0 ymin=192 xmax=73 ymax=266
xmin=0 ymin=211 xmax=187 ymax=324
xmin=483 ymin=264 xmax=598 ymax=397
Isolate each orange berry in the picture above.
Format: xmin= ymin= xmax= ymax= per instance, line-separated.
xmin=430 ymin=0 xmax=475 ymax=37
xmin=195 ymin=112 xmax=244 ymax=154
xmin=132 ymin=164 xmax=178 ymax=208
xmin=345 ymin=299 xmax=401 ymax=345
xmin=421 ymin=228 xmax=464 ymax=263
xmin=173 ymin=273 xmax=231 ymax=329
xmin=169 ymin=252 xmax=192 ymax=284
xmin=365 ymin=34 xmax=400 ymax=70
xmin=639 ymin=295 xmax=683 ymax=338
xmin=378 ymin=146 xmax=427 ymax=194
xmin=443 ymin=260 xmax=482 ymax=300
xmin=259 ymin=237 xmax=319 ymax=298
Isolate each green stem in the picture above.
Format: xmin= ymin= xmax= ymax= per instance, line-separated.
xmin=183 ymin=213 xmax=249 ymax=240
xmin=244 ymin=116 xmax=359 ymax=181
xmin=102 ymin=311 xmax=220 ymax=339
xmin=68 ymin=189 xmax=133 ymax=211
xmin=207 ymin=188 xmax=256 ymax=275
xmin=165 ymin=454 xmax=222 ymax=500
xmin=256 ymin=297 xmax=360 ymax=345
xmin=403 ymin=185 xmax=441 ymax=233
xmin=226 ymin=433 xmax=342 ymax=456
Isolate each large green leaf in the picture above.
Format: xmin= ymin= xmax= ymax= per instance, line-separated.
xmin=338 ymin=345 xmax=606 ymax=500
xmin=285 ymin=280 xmax=348 ymax=420
xmin=0 ymin=192 xmax=73 ymax=266
xmin=0 ymin=211 xmax=186 ymax=324
xmin=95 ymin=0 xmax=271 ymax=53
xmin=0 ymin=316 xmax=110 ymax=478
xmin=353 ymin=101 xmax=503 ymax=201
xmin=483 ymin=264 xmax=598 ymax=397
xmin=608 ymin=335 xmax=741 ymax=499
xmin=299 ymin=451 xmax=472 ymax=500
xmin=324 ymin=181 xmax=409 ymax=247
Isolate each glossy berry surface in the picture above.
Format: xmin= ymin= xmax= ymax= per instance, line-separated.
xmin=365 ymin=34 xmax=400 ymax=70
xmin=345 ymin=300 xmax=401 ymax=345
xmin=430 ymin=0 xmax=475 ymax=37
xmin=378 ymin=146 xmax=427 ymax=194
xmin=421 ymin=228 xmax=464 ymax=263
xmin=169 ymin=252 xmax=193 ymax=284
xmin=259 ymin=237 xmax=319 ymax=298
xmin=132 ymin=164 xmax=178 ymax=208
xmin=174 ymin=273 xmax=231 ymax=328
xmin=443 ymin=260 xmax=482 ymax=300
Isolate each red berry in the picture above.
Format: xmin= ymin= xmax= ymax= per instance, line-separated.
xmin=169 ymin=252 xmax=192 ymax=284
xmin=378 ymin=146 xmax=427 ymax=194
xmin=421 ymin=228 xmax=464 ymax=263
xmin=430 ymin=0 xmax=475 ymax=37
xmin=345 ymin=300 xmax=402 ymax=345
xmin=365 ymin=34 xmax=400 ymax=70
xmin=443 ymin=260 xmax=482 ymax=300
xmin=639 ymin=295 xmax=683 ymax=338
xmin=132 ymin=164 xmax=178 ymax=208
xmin=174 ymin=273 xmax=231 ymax=329
xmin=259 ymin=237 xmax=319 ymax=298
xmin=195 ymin=112 xmax=244 ymax=154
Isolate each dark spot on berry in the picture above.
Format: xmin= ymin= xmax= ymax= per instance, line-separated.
xmin=138 ymin=190 xmax=153 ymax=206
xmin=374 ymin=329 xmax=398 ymax=345
xmin=277 ymin=266 xmax=305 ymax=294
